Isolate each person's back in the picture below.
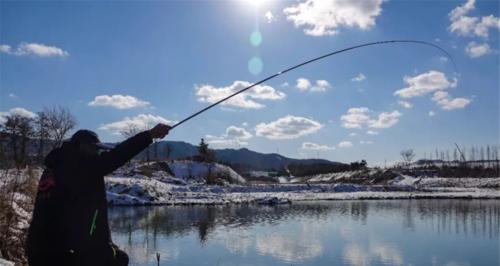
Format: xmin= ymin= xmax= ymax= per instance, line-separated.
xmin=26 ymin=124 xmax=170 ymax=266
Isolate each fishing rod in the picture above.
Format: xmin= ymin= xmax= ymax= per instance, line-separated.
xmin=169 ymin=40 xmax=457 ymax=130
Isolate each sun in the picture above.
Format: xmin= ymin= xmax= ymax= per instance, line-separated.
xmin=243 ymin=0 xmax=270 ymax=8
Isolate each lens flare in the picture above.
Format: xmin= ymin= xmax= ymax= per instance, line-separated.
xmin=248 ymin=56 xmax=263 ymax=75
xmin=250 ymin=31 xmax=262 ymax=47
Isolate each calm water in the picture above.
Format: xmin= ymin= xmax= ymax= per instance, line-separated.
xmin=109 ymin=200 xmax=500 ymax=266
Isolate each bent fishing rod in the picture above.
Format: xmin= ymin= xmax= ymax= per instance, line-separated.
xmin=169 ymin=40 xmax=457 ymax=130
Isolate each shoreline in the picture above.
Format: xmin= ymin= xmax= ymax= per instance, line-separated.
xmin=107 ymin=189 xmax=500 ymax=206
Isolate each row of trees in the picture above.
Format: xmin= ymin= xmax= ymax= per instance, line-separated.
xmin=399 ymin=146 xmax=500 ymax=177
xmin=0 ymin=106 xmax=76 ymax=168
xmin=422 ymin=145 xmax=500 ymax=166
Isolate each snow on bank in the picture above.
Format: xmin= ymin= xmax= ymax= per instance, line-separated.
xmin=0 ymin=258 xmax=15 ymax=266
xmin=105 ymin=177 xmax=500 ymax=206
xmin=105 ymin=162 xmax=500 ymax=206
xmin=168 ymin=161 xmax=245 ymax=184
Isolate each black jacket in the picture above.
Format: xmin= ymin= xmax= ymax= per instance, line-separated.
xmin=26 ymin=131 xmax=152 ymax=265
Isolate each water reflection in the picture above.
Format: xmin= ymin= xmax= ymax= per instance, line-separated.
xmin=255 ymin=223 xmax=324 ymax=263
xmin=109 ymin=200 xmax=500 ymax=265
xmin=343 ymin=242 xmax=404 ymax=266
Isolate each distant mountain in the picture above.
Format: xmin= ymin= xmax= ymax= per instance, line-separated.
xmin=1 ymin=133 xmax=347 ymax=173
xmin=140 ymin=141 xmax=346 ymax=172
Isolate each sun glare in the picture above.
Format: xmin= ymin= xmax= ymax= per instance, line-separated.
xmin=243 ymin=0 xmax=269 ymax=8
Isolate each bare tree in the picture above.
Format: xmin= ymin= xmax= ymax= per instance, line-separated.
xmin=41 ymin=106 xmax=77 ymax=149
xmin=487 ymin=145 xmax=491 ymax=168
xmin=480 ymin=146 xmax=485 ymax=168
xmin=120 ymin=124 xmax=141 ymax=139
xmin=3 ymin=114 xmax=35 ymax=167
xmin=153 ymin=142 xmax=159 ymax=161
xmin=470 ymin=146 xmax=476 ymax=162
xmin=495 ymin=145 xmax=500 ymax=175
xmin=400 ymin=149 xmax=416 ymax=167
xmin=120 ymin=124 xmax=142 ymax=165
xmin=35 ymin=112 xmax=49 ymax=163
xmin=164 ymin=144 xmax=172 ymax=160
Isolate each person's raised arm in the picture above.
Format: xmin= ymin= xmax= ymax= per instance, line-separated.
xmin=89 ymin=123 xmax=171 ymax=177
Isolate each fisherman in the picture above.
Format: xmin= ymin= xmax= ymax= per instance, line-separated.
xmin=26 ymin=123 xmax=171 ymax=266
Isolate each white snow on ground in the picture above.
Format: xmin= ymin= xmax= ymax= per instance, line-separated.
xmin=103 ymin=162 xmax=500 ymax=205
xmin=105 ymin=175 xmax=500 ymax=206
xmin=294 ymin=170 xmax=364 ymax=183
xmin=417 ymin=177 xmax=500 ymax=188
xmin=167 ymin=161 xmax=246 ymax=184
xmin=2 ymin=164 xmax=499 ymax=208
xmin=389 ymin=175 xmax=420 ymax=186
xmin=0 ymin=258 xmax=15 ymax=266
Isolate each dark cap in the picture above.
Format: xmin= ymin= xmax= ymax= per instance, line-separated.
xmin=70 ymin=129 xmax=113 ymax=150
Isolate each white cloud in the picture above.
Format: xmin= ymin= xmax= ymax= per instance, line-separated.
xmin=296 ymin=78 xmax=330 ymax=92
xmin=340 ymin=108 xmax=402 ymax=129
xmin=99 ymin=114 xmax=174 ymax=135
xmin=296 ymin=78 xmax=312 ymax=91
xmin=394 ymin=71 xmax=457 ymax=99
xmin=255 ymin=115 xmax=322 ymax=140
xmin=369 ymin=111 xmax=402 ymax=129
xmin=281 ymin=82 xmax=290 ymax=87
xmin=349 ymin=132 xmax=357 ymax=137
xmin=241 ymin=122 xmax=249 ymax=127
xmin=431 ymin=91 xmax=471 ymax=110
xmin=302 ymin=142 xmax=335 ymax=150
xmin=360 ymin=140 xmax=374 ymax=145
xmin=10 ymin=107 xmax=37 ymax=118
xmin=474 ymin=15 xmax=500 ymax=37
xmin=438 ymin=56 xmax=449 ymax=62
xmin=195 ymin=81 xmax=286 ymax=109
xmin=0 ymin=44 xmax=12 ymax=54
xmin=366 ymin=130 xmax=379 ymax=135
xmin=88 ymin=94 xmax=150 ymax=109
xmin=264 ymin=11 xmax=276 ymax=23
xmin=311 ymin=80 xmax=331 ymax=92
xmin=283 ymin=0 xmax=383 ymax=36
xmin=340 ymin=107 xmax=371 ymax=129
xmin=465 ymin=42 xmax=491 ymax=58
xmin=351 ymin=73 xmax=366 ymax=82
xmin=8 ymin=93 xmax=18 ymax=99
xmin=343 ymin=242 xmax=404 ymax=266
xmin=226 ymin=126 xmax=252 ymax=140
xmin=449 ymin=0 xmax=475 ymax=21
xmin=0 ymin=42 xmax=69 ymax=57
xmin=338 ymin=141 xmax=353 ymax=148
xmin=397 ymin=101 xmax=413 ymax=109
xmin=206 ymin=126 xmax=253 ymax=147
xmin=428 ymin=110 xmax=436 ymax=117
xmin=448 ymin=0 xmax=500 ymax=38
xmin=255 ymin=233 xmax=323 ymax=262
xmin=0 ymin=107 xmax=37 ymax=124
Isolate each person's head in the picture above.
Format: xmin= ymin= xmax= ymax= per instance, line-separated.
xmin=69 ymin=129 xmax=112 ymax=156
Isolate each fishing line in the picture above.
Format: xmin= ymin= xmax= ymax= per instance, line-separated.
xmin=170 ymin=40 xmax=457 ymax=130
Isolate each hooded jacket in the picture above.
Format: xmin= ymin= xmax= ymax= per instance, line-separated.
xmin=26 ymin=131 xmax=152 ymax=265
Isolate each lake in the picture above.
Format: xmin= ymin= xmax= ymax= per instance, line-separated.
xmin=109 ymin=200 xmax=500 ymax=266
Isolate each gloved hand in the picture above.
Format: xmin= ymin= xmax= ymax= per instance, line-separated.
xmin=149 ymin=123 xmax=171 ymax=139
xmin=109 ymin=243 xmax=129 ymax=266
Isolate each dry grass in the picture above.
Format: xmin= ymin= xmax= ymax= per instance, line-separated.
xmin=0 ymin=167 xmax=38 ymax=265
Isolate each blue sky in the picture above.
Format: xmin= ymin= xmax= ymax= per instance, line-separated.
xmin=1 ymin=0 xmax=498 ymax=165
